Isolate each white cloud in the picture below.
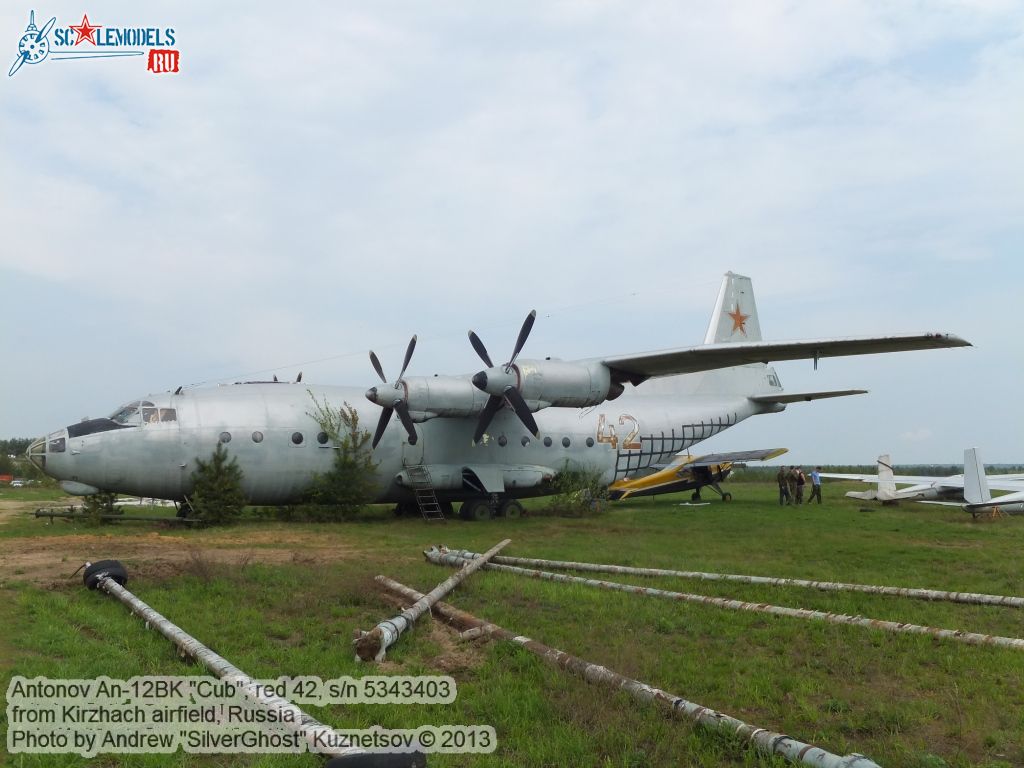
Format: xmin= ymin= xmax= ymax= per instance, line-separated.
xmin=1 ymin=1 xmax=1022 ymax=459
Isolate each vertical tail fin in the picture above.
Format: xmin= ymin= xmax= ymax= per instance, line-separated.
xmin=876 ymin=454 xmax=898 ymax=501
xmin=963 ymin=447 xmax=991 ymax=504
xmin=704 ymin=272 xmax=763 ymax=344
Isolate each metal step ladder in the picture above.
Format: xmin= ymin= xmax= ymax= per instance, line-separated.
xmin=406 ymin=464 xmax=447 ymax=522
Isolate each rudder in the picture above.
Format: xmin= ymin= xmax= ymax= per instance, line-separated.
xmin=703 ymin=272 xmax=763 ymax=344
xmin=963 ymin=447 xmax=991 ymax=505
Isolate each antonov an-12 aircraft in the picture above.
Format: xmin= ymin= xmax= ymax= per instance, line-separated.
xmin=27 ymin=273 xmax=970 ymax=520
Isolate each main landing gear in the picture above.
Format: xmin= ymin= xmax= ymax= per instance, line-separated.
xmin=459 ymin=495 xmax=525 ymax=521
xmin=691 ymin=485 xmax=732 ymax=502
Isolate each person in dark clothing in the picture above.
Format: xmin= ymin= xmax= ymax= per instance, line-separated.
xmin=777 ymin=466 xmax=791 ymax=505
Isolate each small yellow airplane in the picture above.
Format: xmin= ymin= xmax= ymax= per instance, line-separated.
xmin=608 ymin=448 xmax=788 ymax=502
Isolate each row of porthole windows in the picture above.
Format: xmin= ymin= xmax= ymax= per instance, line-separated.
xmin=219 ymin=431 xmax=331 ymax=446
xmin=216 ymin=430 xmax=596 ymax=449
xmin=497 ymin=435 xmax=596 ymax=448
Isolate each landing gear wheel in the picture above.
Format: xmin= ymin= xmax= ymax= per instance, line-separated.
xmin=722 ymin=492 xmax=733 ymax=502
xmin=83 ymin=559 xmax=128 ymax=590
xmin=460 ymin=498 xmax=491 ymax=521
xmin=499 ymin=499 xmax=524 ymax=519
xmin=691 ymin=491 xmax=701 ymax=502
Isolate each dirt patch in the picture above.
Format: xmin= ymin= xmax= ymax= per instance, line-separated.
xmin=0 ymin=528 xmax=367 ymax=588
xmin=0 ymin=498 xmax=77 ymax=525
xmin=426 ymin=615 xmax=485 ymax=674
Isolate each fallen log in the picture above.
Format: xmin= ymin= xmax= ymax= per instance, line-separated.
xmin=377 ymin=574 xmax=881 ymax=768
xmin=353 ymin=538 xmax=510 ymax=662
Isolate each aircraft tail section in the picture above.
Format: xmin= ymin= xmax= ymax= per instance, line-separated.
xmin=963 ymin=447 xmax=991 ymax=505
xmin=704 ymin=272 xmax=762 ymax=344
xmin=875 ymin=454 xmax=898 ymax=501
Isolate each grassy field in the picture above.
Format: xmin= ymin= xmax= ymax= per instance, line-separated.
xmin=2 ymin=483 xmax=1023 ymax=767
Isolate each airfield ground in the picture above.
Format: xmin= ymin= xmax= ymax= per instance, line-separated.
xmin=1 ymin=484 xmax=1022 ymax=767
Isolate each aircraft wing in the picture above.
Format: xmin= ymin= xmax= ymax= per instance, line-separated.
xmin=821 ymin=474 xmax=1024 ymax=493
xmin=820 ymin=472 xmax=952 ymax=485
xmin=601 ymin=333 xmax=970 ymax=382
xmin=677 ymin=448 xmax=788 ymax=467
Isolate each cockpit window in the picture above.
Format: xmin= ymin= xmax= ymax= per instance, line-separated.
xmin=142 ymin=407 xmax=177 ymax=424
xmin=110 ymin=401 xmax=157 ymax=425
xmin=110 ymin=405 xmax=139 ymax=424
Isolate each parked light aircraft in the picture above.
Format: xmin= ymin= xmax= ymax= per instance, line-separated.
xmin=26 ymin=273 xmax=970 ymax=520
xmin=608 ymin=448 xmax=788 ymax=501
xmin=822 ymin=448 xmax=1024 ymax=517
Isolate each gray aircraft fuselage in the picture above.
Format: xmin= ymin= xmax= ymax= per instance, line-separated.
xmin=32 ymin=372 xmax=779 ymax=506
xmin=27 ymin=271 xmax=970 ymax=509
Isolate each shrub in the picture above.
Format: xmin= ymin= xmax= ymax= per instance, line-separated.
xmin=299 ymin=395 xmax=378 ymax=521
xmin=541 ymin=464 xmax=608 ymax=517
xmin=81 ymin=491 xmax=120 ymax=526
xmin=188 ymin=442 xmax=247 ymax=525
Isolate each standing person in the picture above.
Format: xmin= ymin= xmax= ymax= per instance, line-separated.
xmin=777 ymin=466 xmax=791 ymax=505
xmin=796 ymin=467 xmax=806 ymax=504
xmin=787 ymin=466 xmax=799 ymax=504
xmin=808 ymin=466 xmax=823 ymax=504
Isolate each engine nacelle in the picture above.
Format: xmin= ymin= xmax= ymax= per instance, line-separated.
xmin=366 ymin=376 xmax=490 ymax=419
xmin=473 ymin=358 xmax=617 ymax=408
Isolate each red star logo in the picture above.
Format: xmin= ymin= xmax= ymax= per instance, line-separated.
xmin=69 ymin=14 xmax=102 ymax=46
xmin=726 ymin=305 xmax=749 ymax=335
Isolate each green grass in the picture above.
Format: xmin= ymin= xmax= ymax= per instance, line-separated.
xmin=2 ymin=483 xmax=1023 ymax=767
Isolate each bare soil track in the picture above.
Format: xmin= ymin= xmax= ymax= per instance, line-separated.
xmin=0 ymin=500 xmax=364 ymax=588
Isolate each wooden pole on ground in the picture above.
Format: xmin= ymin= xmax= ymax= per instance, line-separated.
xmin=443 ymin=548 xmax=1024 ymax=609
xmin=376 ymin=575 xmax=881 ymax=768
xmin=427 ymin=547 xmax=1024 ymax=652
xmin=353 ymin=538 xmax=510 ymax=662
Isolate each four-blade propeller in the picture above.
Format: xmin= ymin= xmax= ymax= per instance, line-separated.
xmin=468 ymin=310 xmax=540 ymax=444
xmin=366 ymin=311 xmax=543 ymax=450
xmin=365 ymin=336 xmax=419 ymax=449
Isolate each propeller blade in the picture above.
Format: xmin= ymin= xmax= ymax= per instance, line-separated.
xmin=472 ymin=395 xmax=505 ymax=445
xmin=504 ymin=386 xmax=539 ymax=437
xmin=371 ymin=407 xmax=393 ymax=449
xmin=398 ymin=335 xmax=417 ymax=380
xmin=9 ymin=52 xmax=27 ymax=78
xmin=37 ymin=16 xmax=57 ymax=41
xmin=393 ymin=399 xmax=417 ymax=445
xmin=468 ymin=330 xmax=493 ymax=368
xmin=369 ymin=350 xmax=387 ymax=383
xmin=507 ymin=310 xmax=536 ymax=371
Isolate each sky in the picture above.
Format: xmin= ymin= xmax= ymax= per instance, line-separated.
xmin=1 ymin=1 xmax=1022 ymax=464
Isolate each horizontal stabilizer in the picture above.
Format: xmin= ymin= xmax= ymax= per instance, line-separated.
xmin=750 ymin=389 xmax=867 ymax=405
xmin=603 ymin=333 xmax=970 ymax=382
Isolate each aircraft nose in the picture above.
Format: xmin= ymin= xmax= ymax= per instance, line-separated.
xmin=26 ymin=428 xmax=69 ymax=477
xmin=26 ymin=436 xmax=47 ymax=472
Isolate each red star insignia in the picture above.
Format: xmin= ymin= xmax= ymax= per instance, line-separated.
xmin=69 ymin=14 xmax=102 ymax=46
xmin=726 ymin=305 xmax=749 ymax=335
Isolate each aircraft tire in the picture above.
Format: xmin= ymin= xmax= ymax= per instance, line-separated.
xmin=83 ymin=559 xmax=128 ymax=590
xmin=324 ymin=751 xmax=426 ymax=767
xmin=722 ymin=493 xmax=733 ymax=502
xmin=499 ymin=499 xmax=524 ymax=519
xmin=461 ymin=498 xmax=491 ymax=521
xmin=691 ymin=492 xmax=701 ymax=502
